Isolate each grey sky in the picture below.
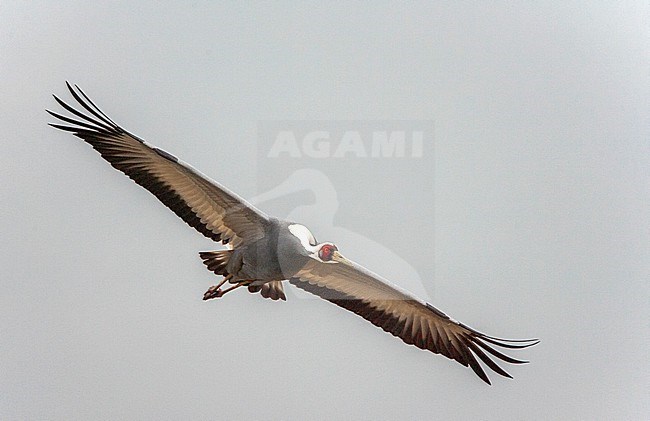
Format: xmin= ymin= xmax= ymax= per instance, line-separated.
xmin=1 ymin=2 xmax=648 ymax=420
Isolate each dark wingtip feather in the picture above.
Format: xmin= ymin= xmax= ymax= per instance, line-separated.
xmin=58 ymin=82 xmax=119 ymax=131
xmin=466 ymin=339 xmax=513 ymax=379
xmin=48 ymin=89 xmax=118 ymax=135
xmin=468 ymin=357 xmax=492 ymax=385
xmin=48 ymin=123 xmax=80 ymax=132
xmin=481 ymin=334 xmax=540 ymax=344
xmin=474 ymin=339 xmax=531 ymax=365
xmin=73 ymin=83 xmax=119 ymax=127
xmin=479 ymin=336 xmax=540 ymax=350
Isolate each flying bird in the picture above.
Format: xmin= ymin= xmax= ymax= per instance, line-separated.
xmin=48 ymin=82 xmax=538 ymax=385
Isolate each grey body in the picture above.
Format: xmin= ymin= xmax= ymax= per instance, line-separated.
xmin=228 ymin=218 xmax=310 ymax=285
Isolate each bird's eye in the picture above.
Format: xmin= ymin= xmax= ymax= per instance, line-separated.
xmin=318 ymin=244 xmax=337 ymax=261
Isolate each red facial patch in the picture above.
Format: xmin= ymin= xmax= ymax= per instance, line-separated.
xmin=318 ymin=244 xmax=338 ymax=261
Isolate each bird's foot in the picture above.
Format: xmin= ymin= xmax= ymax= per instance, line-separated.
xmin=203 ymin=285 xmax=224 ymax=300
xmin=203 ymin=281 xmax=247 ymax=300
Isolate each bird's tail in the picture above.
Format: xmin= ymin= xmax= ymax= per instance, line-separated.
xmin=248 ymin=281 xmax=286 ymax=301
xmin=199 ymin=250 xmax=234 ymax=276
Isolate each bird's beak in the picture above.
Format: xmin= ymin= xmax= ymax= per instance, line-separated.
xmin=331 ymin=250 xmax=352 ymax=265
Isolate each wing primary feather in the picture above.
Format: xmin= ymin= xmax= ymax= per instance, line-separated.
xmin=72 ymin=82 xmax=119 ymax=127
xmin=447 ymin=332 xmax=490 ymax=384
xmin=50 ymin=96 xmax=115 ymax=133
xmin=473 ymin=337 xmax=530 ymax=365
xmin=48 ymin=123 xmax=96 ymax=134
xmin=456 ymin=321 xmax=539 ymax=346
xmin=46 ymin=110 xmax=110 ymax=133
xmin=477 ymin=335 xmax=540 ymax=349
xmin=465 ymin=339 xmax=512 ymax=379
xmin=65 ymin=82 xmax=118 ymax=129
xmin=481 ymin=336 xmax=540 ymax=343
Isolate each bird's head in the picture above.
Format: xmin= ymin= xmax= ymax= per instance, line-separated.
xmin=287 ymin=224 xmax=349 ymax=264
xmin=313 ymin=242 xmax=353 ymax=265
xmin=316 ymin=242 xmax=339 ymax=263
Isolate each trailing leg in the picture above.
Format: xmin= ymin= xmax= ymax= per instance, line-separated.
xmin=202 ymin=274 xmax=234 ymax=300
xmin=203 ymin=279 xmax=249 ymax=300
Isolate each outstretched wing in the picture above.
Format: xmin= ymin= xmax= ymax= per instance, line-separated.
xmin=48 ymin=82 xmax=269 ymax=247
xmin=290 ymin=258 xmax=538 ymax=385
